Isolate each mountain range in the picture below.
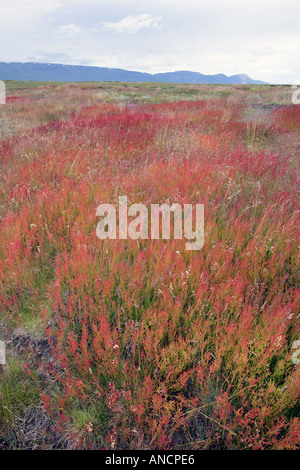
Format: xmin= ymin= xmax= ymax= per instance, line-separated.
xmin=0 ymin=62 xmax=267 ymax=84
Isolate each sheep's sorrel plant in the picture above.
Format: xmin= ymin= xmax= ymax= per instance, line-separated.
xmin=0 ymin=83 xmax=299 ymax=450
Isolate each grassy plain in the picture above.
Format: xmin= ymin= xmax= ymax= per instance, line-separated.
xmin=0 ymin=81 xmax=299 ymax=449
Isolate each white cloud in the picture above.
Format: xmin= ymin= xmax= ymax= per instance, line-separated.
xmin=102 ymin=14 xmax=163 ymax=34
xmin=56 ymin=24 xmax=82 ymax=35
xmin=0 ymin=0 xmax=62 ymax=30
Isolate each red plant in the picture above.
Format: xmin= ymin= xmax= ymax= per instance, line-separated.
xmin=0 ymin=91 xmax=299 ymax=449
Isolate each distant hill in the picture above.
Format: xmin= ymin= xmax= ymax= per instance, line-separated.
xmin=0 ymin=62 xmax=267 ymax=84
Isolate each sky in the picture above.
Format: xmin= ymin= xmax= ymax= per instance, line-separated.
xmin=0 ymin=0 xmax=299 ymax=84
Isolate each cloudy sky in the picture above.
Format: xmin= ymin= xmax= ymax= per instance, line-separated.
xmin=0 ymin=0 xmax=299 ymax=83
